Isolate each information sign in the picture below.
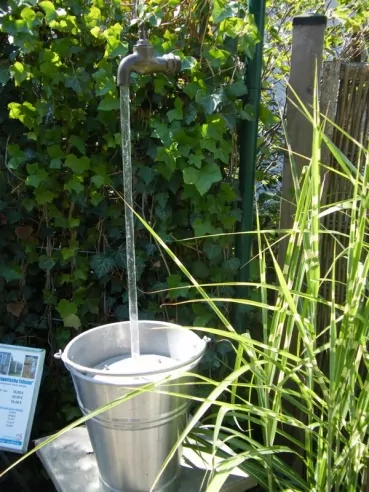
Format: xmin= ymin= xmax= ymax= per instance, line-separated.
xmin=0 ymin=344 xmax=45 ymax=453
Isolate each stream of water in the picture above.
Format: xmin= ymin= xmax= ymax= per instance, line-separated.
xmin=120 ymin=86 xmax=140 ymax=358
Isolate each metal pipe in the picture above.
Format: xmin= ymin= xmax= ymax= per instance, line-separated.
xmin=234 ymin=0 xmax=266 ymax=331
xmin=117 ymin=28 xmax=181 ymax=86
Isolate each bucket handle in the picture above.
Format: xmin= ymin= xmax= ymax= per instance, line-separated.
xmin=53 ymin=336 xmax=211 ymax=376
xmin=54 ymin=349 xmax=63 ymax=360
xmin=54 ymin=337 xmax=210 ymax=362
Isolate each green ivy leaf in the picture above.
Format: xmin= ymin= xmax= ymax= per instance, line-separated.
xmin=223 ymin=257 xmax=241 ymax=272
xmin=181 ymin=56 xmax=197 ymax=71
xmin=168 ymin=274 xmax=180 ymax=287
xmin=63 ymin=314 xmax=81 ymax=330
xmin=20 ymin=6 xmax=38 ymax=30
xmin=208 ymin=48 xmax=229 ymax=68
xmin=188 ymin=154 xmax=202 ymax=169
xmin=240 ymin=27 xmax=259 ymax=59
xmin=48 ymin=144 xmax=64 ymax=159
xmin=68 ymin=218 xmax=80 ymax=228
xmin=21 ymin=6 xmax=36 ymax=21
xmin=147 ymin=12 xmax=163 ymax=27
xmin=221 ymin=17 xmax=253 ymax=39
xmin=56 ymin=300 xmax=81 ymax=329
xmin=192 ymin=218 xmax=221 ymax=237
xmin=61 ymin=248 xmax=76 ymax=260
xmin=156 ymin=192 xmax=169 ymax=209
xmin=259 ymin=103 xmax=279 ymax=126
xmin=183 ymin=167 xmax=200 ymax=186
xmin=90 ymin=254 xmax=116 ymax=278
xmin=84 ymin=6 xmax=101 ymax=28
xmin=65 ymin=154 xmax=90 ymax=174
xmin=106 ymin=41 xmax=128 ymax=59
xmin=49 ymin=14 xmax=79 ymax=35
xmin=90 ymin=26 xmax=101 ymax=38
xmin=240 ymin=104 xmax=256 ymax=121
xmin=64 ymin=67 xmax=90 ymax=95
xmin=56 ymin=299 xmax=77 ymax=317
xmin=50 ymin=158 xmax=62 ymax=169
xmin=90 ymin=191 xmax=104 ymax=206
xmin=226 ymin=80 xmax=247 ymax=99
xmin=156 ymin=146 xmax=177 ymax=179
xmin=183 ymin=82 xmax=201 ymax=99
xmin=39 ymin=1 xmax=57 ymax=22
xmin=196 ymin=90 xmax=224 ymax=115
xmin=38 ymin=255 xmax=56 ymax=271
xmin=26 ymin=170 xmax=48 ymax=188
xmin=62 ymin=404 xmax=81 ymax=421
xmin=167 ymin=98 xmax=183 ymax=122
xmin=65 ymin=175 xmax=84 ymax=194
xmin=201 ymin=115 xmax=226 ymax=140
xmin=139 ymin=166 xmax=155 ymax=186
xmin=212 ymin=0 xmax=236 ymax=23
xmin=103 ymin=24 xmax=128 ymax=58
xmin=0 ymin=67 xmax=9 ymax=85
xmin=167 ymin=275 xmax=188 ymax=299
xmin=196 ymin=163 xmax=222 ymax=195
xmin=0 ymin=265 xmax=23 ymax=283
xmin=10 ymin=62 xmax=28 ymax=86
xmin=184 ymin=104 xmax=197 ymax=125
xmin=203 ymin=240 xmax=222 ymax=261
xmin=22 ymin=198 xmax=36 ymax=212
xmin=192 ymin=260 xmax=210 ymax=279
xmin=114 ymin=245 xmax=126 ymax=268
xmin=194 ymin=314 xmax=212 ymax=327
xmin=91 ymin=175 xmax=106 ymax=188
xmin=70 ymin=135 xmax=86 ymax=154
xmin=34 ymin=189 xmax=55 ymax=204
xmin=98 ymin=93 xmax=120 ymax=111
xmin=151 ymin=120 xmax=174 ymax=147
xmin=8 ymin=102 xmax=36 ymax=129
xmin=7 ymin=144 xmax=27 ymax=170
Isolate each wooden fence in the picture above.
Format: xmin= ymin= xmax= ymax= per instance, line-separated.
xmin=319 ymin=61 xmax=369 ymax=330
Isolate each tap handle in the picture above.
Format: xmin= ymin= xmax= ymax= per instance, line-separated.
xmin=138 ymin=25 xmax=148 ymax=41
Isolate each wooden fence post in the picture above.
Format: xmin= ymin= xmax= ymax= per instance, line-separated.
xmin=276 ymin=14 xmax=327 ymax=472
xmin=279 ymin=14 xmax=327 ymax=265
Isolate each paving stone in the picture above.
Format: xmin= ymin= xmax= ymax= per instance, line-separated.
xmin=35 ymin=426 xmax=256 ymax=492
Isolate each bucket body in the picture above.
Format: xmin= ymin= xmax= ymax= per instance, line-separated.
xmin=60 ymin=321 xmax=207 ymax=492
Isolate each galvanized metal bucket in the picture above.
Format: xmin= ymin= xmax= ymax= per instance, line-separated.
xmin=57 ymin=320 xmax=208 ymax=492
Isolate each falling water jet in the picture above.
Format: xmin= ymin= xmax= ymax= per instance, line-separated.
xmin=119 ymin=85 xmax=140 ymax=358
xmin=117 ymin=27 xmax=181 ymax=361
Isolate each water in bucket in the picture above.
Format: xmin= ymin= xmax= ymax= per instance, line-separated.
xmin=94 ymin=354 xmax=177 ymax=383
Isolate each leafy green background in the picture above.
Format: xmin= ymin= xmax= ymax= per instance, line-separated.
xmin=0 ymin=0 xmax=262 ymax=434
xmin=0 ymin=1 xmax=365 ymax=488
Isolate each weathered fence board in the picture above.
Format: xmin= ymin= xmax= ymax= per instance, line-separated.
xmin=319 ymin=61 xmax=369 ymax=331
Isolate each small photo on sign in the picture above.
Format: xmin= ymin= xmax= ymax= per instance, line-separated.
xmin=0 ymin=352 xmax=12 ymax=375
xmin=22 ymin=356 xmax=38 ymax=380
xmin=8 ymin=353 xmax=25 ymax=378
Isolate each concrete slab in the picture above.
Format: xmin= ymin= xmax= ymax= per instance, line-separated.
xmin=35 ymin=426 xmax=256 ymax=492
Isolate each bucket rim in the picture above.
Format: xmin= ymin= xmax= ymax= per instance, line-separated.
xmin=59 ymin=320 xmax=209 ymax=378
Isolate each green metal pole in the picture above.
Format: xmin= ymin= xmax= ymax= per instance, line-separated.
xmin=234 ymin=0 xmax=266 ymax=332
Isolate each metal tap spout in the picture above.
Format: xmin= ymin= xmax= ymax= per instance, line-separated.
xmin=117 ymin=28 xmax=181 ymax=86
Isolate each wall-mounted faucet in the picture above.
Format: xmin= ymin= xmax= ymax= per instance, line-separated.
xmin=117 ymin=28 xmax=181 ymax=86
